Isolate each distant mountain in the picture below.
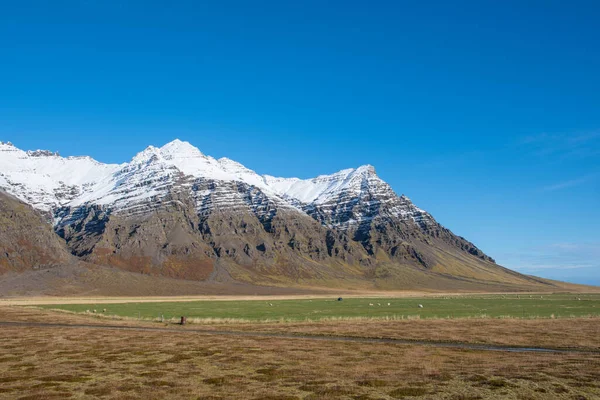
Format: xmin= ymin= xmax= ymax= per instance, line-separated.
xmin=0 ymin=139 xmax=551 ymax=291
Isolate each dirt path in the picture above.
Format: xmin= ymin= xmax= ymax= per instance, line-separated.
xmin=1 ymin=320 xmax=598 ymax=355
xmin=0 ymin=291 xmax=571 ymax=305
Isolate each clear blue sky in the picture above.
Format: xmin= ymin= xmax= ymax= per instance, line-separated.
xmin=1 ymin=1 xmax=599 ymax=285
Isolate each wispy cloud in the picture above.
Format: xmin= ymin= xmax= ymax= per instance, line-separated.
xmin=519 ymin=131 xmax=600 ymax=146
xmin=519 ymin=131 xmax=600 ymax=159
xmin=521 ymin=131 xmax=600 ymax=191
xmin=515 ymin=264 xmax=594 ymax=271
xmin=541 ymin=174 xmax=596 ymax=192
xmin=567 ymin=132 xmax=600 ymax=145
xmin=500 ymin=242 xmax=600 ymax=279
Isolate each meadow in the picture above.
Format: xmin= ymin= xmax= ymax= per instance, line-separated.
xmin=1 ymin=305 xmax=599 ymax=399
xmin=38 ymin=293 xmax=600 ymax=322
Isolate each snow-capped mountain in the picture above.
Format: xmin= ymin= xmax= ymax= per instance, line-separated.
xmin=0 ymin=141 xmax=121 ymax=211
xmin=1 ymin=138 xmax=525 ymax=290
xmin=0 ymin=139 xmax=430 ymax=228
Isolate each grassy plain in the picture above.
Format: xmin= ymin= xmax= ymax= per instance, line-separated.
xmin=0 ymin=306 xmax=599 ymax=399
xmin=1 ymin=295 xmax=599 ymax=399
xmin=38 ymin=293 xmax=600 ymax=322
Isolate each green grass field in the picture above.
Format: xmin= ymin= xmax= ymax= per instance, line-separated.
xmin=38 ymin=293 xmax=600 ymax=321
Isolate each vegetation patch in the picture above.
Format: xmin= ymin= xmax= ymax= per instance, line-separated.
xmin=356 ymin=379 xmax=389 ymax=387
xmin=450 ymin=395 xmax=483 ymax=400
xmin=84 ymin=386 xmax=113 ymax=396
xmin=17 ymin=395 xmax=73 ymax=400
xmin=39 ymin=374 xmax=91 ymax=383
xmin=389 ymin=387 xmax=429 ymax=397
xmin=202 ymin=377 xmax=228 ymax=386
xmin=483 ymin=378 xmax=510 ymax=389
xmin=0 ymin=376 xmax=30 ymax=383
xmin=554 ymin=384 xmax=570 ymax=393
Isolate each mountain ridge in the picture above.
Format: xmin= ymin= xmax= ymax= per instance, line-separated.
xmin=0 ymin=139 xmax=397 ymax=214
xmin=0 ymin=138 xmax=550 ymax=292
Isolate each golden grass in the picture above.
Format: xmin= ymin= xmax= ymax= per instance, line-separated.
xmin=5 ymin=288 xmax=599 ymax=306
xmin=0 ymin=306 xmax=599 ymax=399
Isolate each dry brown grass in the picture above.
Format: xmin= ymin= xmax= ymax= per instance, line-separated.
xmin=0 ymin=306 xmax=599 ymax=399
xmin=221 ymin=317 xmax=600 ymax=350
xmin=10 ymin=305 xmax=600 ymax=350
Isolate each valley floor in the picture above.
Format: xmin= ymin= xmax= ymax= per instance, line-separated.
xmin=0 ymin=306 xmax=599 ymax=399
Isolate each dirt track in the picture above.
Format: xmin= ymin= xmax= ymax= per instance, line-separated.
xmin=0 ymin=291 xmax=571 ymax=306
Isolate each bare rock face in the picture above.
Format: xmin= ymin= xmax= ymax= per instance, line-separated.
xmin=299 ymin=167 xmax=495 ymax=268
xmin=0 ymin=191 xmax=72 ymax=273
xmin=54 ymin=178 xmax=372 ymax=286
xmin=0 ymin=140 xmax=550 ymax=290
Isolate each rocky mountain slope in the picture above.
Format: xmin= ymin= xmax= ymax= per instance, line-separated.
xmin=0 ymin=191 xmax=73 ymax=274
xmin=0 ymin=139 xmax=551 ymax=291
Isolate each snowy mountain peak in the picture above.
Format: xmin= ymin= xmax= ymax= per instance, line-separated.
xmin=160 ymin=139 xmax=203 ymax=159
xmin=355 ymin=164 xmax=376 ymax=174
xmin=262 ymin=165 xmax=381 ymax=205
xmin=131 ymin=145 xmax=163 ymax=165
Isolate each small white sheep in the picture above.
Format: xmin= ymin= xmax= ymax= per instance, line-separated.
xmin=369 ymin=303 xmax=374 ymax=306
xmin=269 ymin=303 xmax=273 ymax=306
xmin=418 ymin=304 xmax=424 ymax=308
xmin=93 ymin=309 xmax=97 ymax=313
xmin=387 ymin=303 xmax=391 ymax=306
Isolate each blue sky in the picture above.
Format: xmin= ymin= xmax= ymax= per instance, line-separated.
xmin=1 ymin=1 xmax=598 ymax=285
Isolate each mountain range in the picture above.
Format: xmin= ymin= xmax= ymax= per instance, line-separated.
xmin=0 ymin=139 xmax=556 ymax=294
